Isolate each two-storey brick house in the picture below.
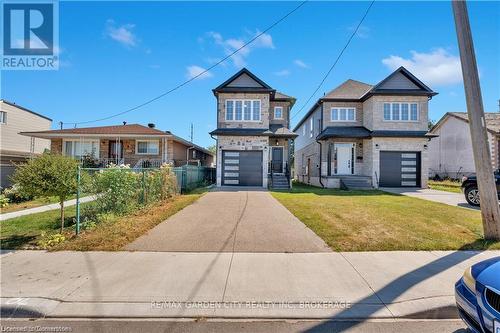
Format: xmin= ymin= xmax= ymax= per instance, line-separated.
xmin=294 ymin=67 xmax=437 ymax=189
xmin=209 ymin=68 xmax=297 ymax=188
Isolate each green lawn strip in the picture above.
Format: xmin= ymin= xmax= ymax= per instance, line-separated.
xmin=1 ymin=188 xmax=206 ymax=251
xmin=428 ymin=180 xmax=462 ymax=193
xmin=272 ymin=183 xmax=498 ymax=251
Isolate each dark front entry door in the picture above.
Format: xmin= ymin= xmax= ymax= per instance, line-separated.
xmin=109 ymin=141 xmax=123 ymax=161
xmin=271 ymin=147 xmax=283 ymax=173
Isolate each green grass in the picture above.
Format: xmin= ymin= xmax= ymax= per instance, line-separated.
xmin=428 ymin=180 xmax=462 ymax=193
xmin=0 ymin=189 xmax=206 ymax=251
xmin=1 ymin=195 xmax=78 ymax=214
xmin=271 ymin=183 xmax=499 ymax=251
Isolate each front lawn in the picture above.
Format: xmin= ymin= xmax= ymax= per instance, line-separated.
xmin=428 ymin=179 xmax=462 ymax=193
xmin=272 ymin=183 xmax=499 ymax=251
xmin=0 ymin=195 xmax=78 ymax=214
xmin=0 ymin=190 xmax=205 ymax=251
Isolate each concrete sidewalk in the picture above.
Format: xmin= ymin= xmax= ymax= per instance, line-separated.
xmin=380 ymin=188 xmax=477 ymax=210
xmin=0 ymin=196 xmax=95 ymax=221
xmin=2 ymin=250 xmax=499 ymax=319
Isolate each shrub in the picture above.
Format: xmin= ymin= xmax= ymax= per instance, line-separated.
xmin=38 ymin=233 xmax=66 ymax=249
xmin=0 ymin=194 xmax=9 ymax=208
xmin=2 ymin=185 xmax=34 ymax=203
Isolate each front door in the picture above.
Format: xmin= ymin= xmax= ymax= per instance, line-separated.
xmin=109 ymin=141 xmax=123 ymax=162
xmin=271 ymin=147 xmax=283 ymax=173
xmin=335 ymin=143 xmax=354 ymax=175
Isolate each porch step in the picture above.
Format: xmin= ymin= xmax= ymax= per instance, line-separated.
xmin=340 ymin=176 xmax=373 ymax=190
xmin=270 ymin=174 xmax=290 ymax=190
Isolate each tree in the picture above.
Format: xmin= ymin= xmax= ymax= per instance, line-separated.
xmin=207 ymin=144 xmax=216 ymax=154
xmin=12 ymin=153 xmax=79 ymax=233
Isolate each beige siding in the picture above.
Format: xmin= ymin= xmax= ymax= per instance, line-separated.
xmin=0 ymin=101 xmax=51 ymax=154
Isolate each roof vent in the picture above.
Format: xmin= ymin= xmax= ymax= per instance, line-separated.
xmin=123 ymin=121 xmax=127 ymax=125
xmin=148 ymin=123 xmax=155 ymax=128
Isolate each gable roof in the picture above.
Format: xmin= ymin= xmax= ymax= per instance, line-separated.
xmin=293 ymin=66 xmax=437 ymax=131
xmin=363 ymin=66 xmax=437 ymax=98
xmin=21 ymin=124 xmax=169 ymax=137
xmin=323 ymin=79 xmax=373 ymax=100
xmin=0 ymin=99 xmax=53 ymax=121
xmin=431 ymin=112 xmax=500 ymax=134
xmin=213 ymin=68 xmax=274 ymax=94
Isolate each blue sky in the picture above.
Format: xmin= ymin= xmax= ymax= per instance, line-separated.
xmin=2 ymin=1 xmax=499 ymax=148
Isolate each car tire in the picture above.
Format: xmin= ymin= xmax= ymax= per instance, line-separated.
xmin=465 ymin=186 xmax=480 ymax=206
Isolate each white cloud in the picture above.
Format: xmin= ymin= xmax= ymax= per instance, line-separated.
xmin=274 ymin=69 xmax=291 ymax=77
xmin=348 ymin=25 xmax=370 ymax=39
xmin=205 ymin=30 xmax=275 ymax=67
xmin=186 ymin=65 xmax=213 ymax=80
xmin=293 ymin=59 xmax=309 ymax=69
xmin=382 ymin=48 xmax=463 ymax=87
xmin=105 ymin=19 xmax=138 ymax=47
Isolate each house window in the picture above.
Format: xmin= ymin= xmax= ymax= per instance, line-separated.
xmin=63 ymin=140 xmax=99 ymax=158
xmin=225 ymin=99 xmax=261 ymax=121
xmin=302 ymin=125 xmax=306 ymax=136
xmin=0 ymin=111 xmax=6 ymax=124
xmin=331 ymin=108 xmax=355 ymax=122
xmin=309 ymin=118 xmax=313 ymax=138
xmin=274 ymin=106 xmax=283 ymax=119
xmin=136 ymin=140 xmax=159 ymax=155
xmin=383 ymin=103 xmax=419 ymax=121
xmin=192 ymin=150 xmax=196 ymax=158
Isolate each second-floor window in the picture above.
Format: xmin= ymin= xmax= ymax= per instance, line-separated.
xmin=274 ymin=106 xmax=283 ymax=119
xmin=225 ymin=100 xmax=261 ymax=121
xmin=331 ymin=108 xmax=355 ymax=122
xmin=0 ymin=111 xmax=6 ymax=124
xmin=309 ymin=118 xmax=313 ymax=138
xmin=384 ymin=103 xmax=418 ymax=121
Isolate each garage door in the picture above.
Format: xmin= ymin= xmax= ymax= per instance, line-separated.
xmin=222 ymin=150 xmax=263 ymax=186
xmin=379 ymin=151 xmax=421 ymax=187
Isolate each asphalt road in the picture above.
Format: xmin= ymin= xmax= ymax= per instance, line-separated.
xmin=0 ymin=319 xmax=469 ymax=333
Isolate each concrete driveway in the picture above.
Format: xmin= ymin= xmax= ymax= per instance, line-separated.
xmin=125 ymin=188 xmax=330 ymax=252
xmin=380 ymin=187 xmax=478 ymax=210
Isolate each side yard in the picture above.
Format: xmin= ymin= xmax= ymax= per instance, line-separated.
xmin=0 ymin=189 xmax=205 ymax=251
xmin=428 ymin=179 xmax=462 ymax=193
xmin=272 ymin=183 xmax=499 ymax=251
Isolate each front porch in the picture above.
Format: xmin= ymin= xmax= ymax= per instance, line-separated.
xmin=268 ymin=137 xmax=293 ymax=189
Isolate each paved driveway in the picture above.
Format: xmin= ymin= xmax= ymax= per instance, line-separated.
xmin=125 ymin=188 xmax=330 ymax=252
xmin=380 ymin=187 xmax=478 ymax=210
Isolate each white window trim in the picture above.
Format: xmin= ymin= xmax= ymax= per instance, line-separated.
xmin=274 ymin=106 xmax=283 ymax=119
xmin=330 ymin=107 xmax=356 ymax=122
xmin=225 ymin=99 xmax=261 ymax=122
xmin=135 ymin=139 xmax=160 ymax=155
xmin=0 ymin=111 xmax=6 ymax=124
xmin=383 ymin=102 xmax=419 ymax=122
xmin=63 ymin=139 xmax=100 ymax=158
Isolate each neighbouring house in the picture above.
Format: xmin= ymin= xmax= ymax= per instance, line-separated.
xmin=0 ymin=100 xmax=52 ymax=188
xmin=21 ymin=123 xmax=215 ymax=168
xmin=428 ymin=112 xmax=500 ymax=178
xmin=209 ymin=68 xmax=297 ymax=188
xmin=293 ymin=67 xmax=437 ymax=189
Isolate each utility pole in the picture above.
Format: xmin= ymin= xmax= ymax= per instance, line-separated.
xmin=190 ymin=123 xmax=194 ymax=143
xmin=453 ymin=0 xmax=500 ymax=240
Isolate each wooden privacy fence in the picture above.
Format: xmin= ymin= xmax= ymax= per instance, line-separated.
xmin=173 ymin=165 xmax=216 ymax=192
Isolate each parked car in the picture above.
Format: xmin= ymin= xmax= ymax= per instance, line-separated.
xmin=455 ymin=257 xmax=500 ymax=333
xmin=461 ymin=172 xmax=500 ymax=206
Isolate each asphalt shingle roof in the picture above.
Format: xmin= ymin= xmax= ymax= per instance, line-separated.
xmin=449 ymin=112 xmax=500 ymax=133
xmin=323 ymin=80 xmax=373 ymax=100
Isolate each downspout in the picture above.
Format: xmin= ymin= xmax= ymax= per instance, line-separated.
xmin=317 ymin=103 xmax=325 ymax=188
xmin=186 ymin=146 xmax=195 ymax=166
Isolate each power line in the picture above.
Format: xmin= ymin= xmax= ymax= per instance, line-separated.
xmin=64 ymin=1 xmax=309 ymax=126
xmin=290 ymin=0 xmax=375 ymax=122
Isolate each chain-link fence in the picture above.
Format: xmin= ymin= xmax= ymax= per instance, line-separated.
xmin=74 ymin=165 xmax=215 ymax=234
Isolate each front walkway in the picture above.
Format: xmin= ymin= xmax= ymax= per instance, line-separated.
xmin=0 ymin=196 xmax=96 ymax=221
xmin=125 ymin=188 xmax=330 ymax=252
xmin=2 ymin=250 xmax=499 ymax=319
xmin=380 ymin=187 xmax=477 ymax=210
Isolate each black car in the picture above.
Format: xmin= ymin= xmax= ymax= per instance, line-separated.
xmin=461 ymin=171 xmax=500 ymax=206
